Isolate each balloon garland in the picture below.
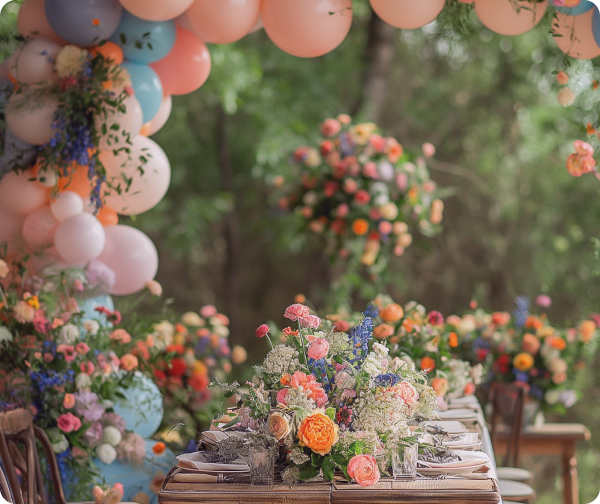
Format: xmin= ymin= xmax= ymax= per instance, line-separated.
xmin=1 ymin=0 xmax=600 ymax=297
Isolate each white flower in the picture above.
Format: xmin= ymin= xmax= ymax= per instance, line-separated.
xmin=83 ymin=320 xmax=100 ymax=336
xmin=470 ymin=363 xmax=484 ymax=385
xmin=55 ymin=45 xmax=88 ymax=78
xmin=181 ymin=312 xmax=203 ymax=326
xmin=96 ymin=443 xmax=117 ymax=465
xmin=75 ymin=373 xmax=92 ymax=391
xmin=545 ymin=389 xmax=560 ymax=406
xmin=213 ymin=324 xmax=230 ymax=337
xmin=58 ymin=324 xmax=80 ymax=345
xmin=540 ymin=344 xmax=560 ymax=365
xmin=102 ymin=426 xmax=122 ymax=447
xmin=262 ymin=345 xmax=300 ymax=375
xmin=303 ymin=191 xmax=318 ymax=206
xmin=457 ymin=317 xmax=476 ymax=337
xmin=0 ymin=327 xmax=13 ymax=344
xmin=51 ymin=433 xmax=69 ymax=454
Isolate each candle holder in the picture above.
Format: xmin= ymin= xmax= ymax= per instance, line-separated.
xmin=391 ymin=443 xmax=418 ymax=481
xmin=249 ymin=447 xmax=275 ymax=485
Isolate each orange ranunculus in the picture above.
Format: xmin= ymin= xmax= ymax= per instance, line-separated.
xmin=578 ymin=320 xmax=596 ymax=343
xmin=380 ymin=303 xmax=404 ymax=323
xmin=175 ymin=323 xmax=188 ymax=335
xmin=513 ymin=353 xmax=534 ymax=372
xmin=280 ymin=373 xmax=292 ymax=386
xmin=373 ymin=324 xmax=394 ymax=340
xmin=352 ymin=219 xmax=369 ymax=235
xmin=524 ymin=316 xmax=543 ymax=331
xmin=152 ymin=442 xmax=166 ymax=455
xmin=402 ymin=318 xmax=415 ymax=333
xmin=420 ymin=356 xmax=435 ymax=372
xmin=297 ymin=412 xmax=339 ymax=456
xmin=448 ymin=332 xmax=458 ymax=348
xmin=547 ymin=336 xmax=567 ymax=351
xmin=491 ymin=312 xmax=511 ymax=327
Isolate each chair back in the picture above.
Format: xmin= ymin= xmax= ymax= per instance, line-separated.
xmin=0 ymin=409 xmax=67 ymax=504
xmin=489 ymin=382 xmax=525 ymax=468
xmin=0 ymin=462 xmax=13 ymax=503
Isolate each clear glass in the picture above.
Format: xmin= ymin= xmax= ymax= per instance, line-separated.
xmin=249 ymin=447 xmax=275 ymax=485
xmin=391 ymin=443 xmax=418 ymax=481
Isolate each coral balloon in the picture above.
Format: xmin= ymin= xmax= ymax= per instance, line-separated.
xmin=262 ymin=0 xmax=353 ymax=58
xmin=0 ymin=170 xmax=48 ymax=215
xmin=146 ymin=95 xmax=172 ymax=136
xmin=370 ymin=0 xmax=445 ymax=29
xmin=474 ymin=0 xmax=547 ymax=36
xmin=553 ymin=10 xmax=600 ymax=59
xmin=18 ymin=0 xmax=64 ymax=43
xmin=97 ymin=94 xmax=143 ymax=150
xmin=5 ymin=91 xmax=58 ymax=145
xmin=97 ymin=207 xmax=119 ymax=226
xmin=54 ymin=213 xmax=106 ymax=264
xmin=22 ymin=205 xmax=58 ymax=247
xmin=50 ymin=191 xmax=84 ymax=222
xmin=92 ymin=41 xmax=124 ymax=65
xmin=58 ymin=165 xmax=93 ymax=197
xmin=118 ymin=0 xmax=194 ymax=21
xmin=551 ymin=0 xmax=594 ymax=15
xmin=100 ymin=135 xmax=171 ymax=215
xmin=11 ymin=38 xmax=61 ymax=84
xmin=98 ymin=225 xmax=158 ymax=295
xmin=45 ymin=0 xmax=123 ymax=47
xmin=0 ymin=205 xmax=25 ymax=243
xmin=186 ymin=0 xmax=261 ymax=44
xmin=121 ymin=62 xmax=163 ymax=122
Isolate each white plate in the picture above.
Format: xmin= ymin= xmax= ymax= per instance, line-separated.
xmin=443 ymin=433 xmax=479 ymax=446
xmin=423 ymin=421 xmax=467 ymax=434
xmin=447 ymin=396 xmax=479 ymax=406
xmin=417 ymin=461 xmax=488 ymax=476
xmin=437 ymin=409 xmax=479 ymax=421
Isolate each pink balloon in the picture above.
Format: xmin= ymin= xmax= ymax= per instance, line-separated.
xmin=98 ymin=225 xmax=158 ymax=295
xmin=262 ymin=0 xmax=353 ymax=58
xmin=54 ymin=213 xmax=106 ymax=264
xmin=97 ymin=94 xmax=144 ymax=150
xmin=150 ymin=27 xmax=211 ymax=95
xmin=0 ymin=205 xmax=25 ymax=243
xmin=22 ymin=205 xmax=58 ymax=247
xmin=186 ymin=0 xmax=261 ymax=44
xmin=50 ymin=191 xmax=84 ymax=222
xmin=28 ymin=246 xmax=62 ymax=275
xmin=174 ymin=12 xmax=195 ymax=32
xmin=100 ymin=136 xmax=171 ymax=215
xmin=474 ymin=0 xmax=547 ymax=36
xmin=146 ymin=95 xmax=172 ymax=136
xmin=18 ymin=0 xmax=65 ymax=43
xmin=553 ymin=10 xmax=600 ymax=59
xmin=119 ymin=0 xmax=195 ymax=21
xmin=6 ymin=91 xmax=58 ymax=145
xmin=369 ymin=0 xmax=445 ymax=30
xmin=11 ymin=38 xmax=61 ymax=84
xmin=248 ymin=15 xmax=263 ymax=34
xmin=0 ymin=171 xmax=48 ymax=216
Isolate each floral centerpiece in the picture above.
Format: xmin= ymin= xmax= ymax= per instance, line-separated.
xmin=277 ymin=116 xmax=444 ymax=274
xmin=211 ymin=303 xmax=438 ymax=486
xmin=451 ymin=296 xmax=599 ymax=415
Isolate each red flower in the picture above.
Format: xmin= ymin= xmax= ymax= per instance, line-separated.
xmin=256 ymin=324 xmax=270 ymax=338
xmin=427 ymin=311 xmax=444 ymax=326
xmin=333 ymin=320 xmax=350 ymax=333
xmin=320 ymin=140 xmax=335 ymax=156
xmin=476 ymin=349 xmax=489 ymax=362
xmin=330 ymin=219 xmax=347 ymax=235
xmin=189 ymin=373 xmax=209 ymax=392
xmin=168 ymin=358 xmax=188 ymax=377
xmin=166 ymin=344 xmax=186 ymax=354
xmin=324 ymin=181 xmax=339 ymax=197
xmin=494 ymin=354 xmax=511 ymax=374
xmin=283 ymin=327 xmax=299 ymax=337
xmin=284 ymin=304 xmax=310 ymax=322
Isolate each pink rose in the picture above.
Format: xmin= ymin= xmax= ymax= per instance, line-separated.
xmin=362 ymin=162 xmax=379 ymax=179
xmin=354 ymin=190 xmax=371 ymax=205
xmin=396 ymin=381 xmax=419 ymax=407
xmin=284 ymin=304 xmax=310 ymax=322
xmin=80 ymin=361 xmax=96 ymax=375
xmin=120 ymin=354 xmax=138 ymax=372
xmin=57 ymin=345 xmax=77 ymax=362
xmin=276 ymin=388 xmax=289 ymax=406
xmin=422 ymin=142 xmax=436 ymax=158
xmin=535 ymin=295 xmax=552 ymax=308
xmin=300 ymin=314 xmax=321 ymax=329
xmin=321 ymin=118 xmax=341 ymax=137
xmin=342 ymin=178 xmax=358 ymax=194
xmin=57 ymin=412 xmax=82 ymax=433
xmin=427 ymin=311 xmax=444 ymax=326
xmin=255 ymin=324 xmax=269 ymax=338
xmin=307 ymin=338 xmax=329 ymax=360
xmin=200 ymin=305 xmax=217 ymax=318
xmin=347 ymin=454 xmax=380 ymax=486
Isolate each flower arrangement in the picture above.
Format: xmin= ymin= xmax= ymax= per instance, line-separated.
xmin=277 ymin=116 xmax=444 ymax=273
xmin=211 ymin=303 xmax=438 ymax=486
xmin=451 ymin=296 xmax=599 ymax=414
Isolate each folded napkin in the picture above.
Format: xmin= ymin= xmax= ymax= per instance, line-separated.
xmin=201 ymin=430 xmax=247 ymax=445
xmin=176 ymin=452 xmax=249 ymax=473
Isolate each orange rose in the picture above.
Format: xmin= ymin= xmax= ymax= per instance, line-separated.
xmin=380 ymin=303 xmax=404 ymax=323
xmin=352 ymin=219 xmax=369 ymax=235
xmin=420 ymin=356 xmax=435 ymax=372
xmin=547 ymin=336 xmax=567 ymax=351
xmin=513 ymin=352 xmax=534 ymax=372
xmin=448 ymin=332 xmax=458 ymax=348
xmin=373 ymin=324 xmax=394 ymax=340
xmin=297 ymin=412 xmax=339 ymax=455
xmin=578 ymin=320 xmax=596 ymax=343
xmin=491 ymin=312 xmax=511 ymax=327
xmin=524 ymin=316 xmax=543 ymax=331
xmin=431 ymin=377 xmax=449 ymax=397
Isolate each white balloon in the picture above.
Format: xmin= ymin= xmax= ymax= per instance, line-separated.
xmin=97 ymin=94 xmax=144 ymax=150
xmin=146 ymin=95 xmax=172 ymax=136
xmin=22 ymin=205 xmax=58 ymax=246
xmin=5 ymin=91 xmax=58 ymax=145
xmin=50 ymin=191 xmax=84 ymax=222
xmin=36 ymin=167 xmax=58 ymax=188
xmin=54 ymin=213 xmax=106 ymax=264
xmin=11 ymin=38 xmax=61 ymax=83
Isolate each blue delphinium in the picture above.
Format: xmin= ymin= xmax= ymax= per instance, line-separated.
xmin=513 ymin=296 xmax=530 ymax=330
xmin=374 ymin=373 xmax=400 ymax=387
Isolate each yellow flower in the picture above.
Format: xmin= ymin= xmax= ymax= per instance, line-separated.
xmin=513 ymin=352 xmax=534 ymax=372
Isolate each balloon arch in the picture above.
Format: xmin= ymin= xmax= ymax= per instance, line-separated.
xmin=0 ymin=0 xmax=598 ymax=296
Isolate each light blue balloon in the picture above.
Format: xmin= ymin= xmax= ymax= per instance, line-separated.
xmin=0 ymin=128 xmax=36 ymax=178
xmin=94 ymin=439 xmax=176 ymax=504
xmin=111 ymin=12 xmax=176 ymax=64
xmin=593 ymin=7 xmax=600 ymax=47
xmin=77 ymin=294 xmax=115 ymax=327
xmin=553 ymin=0 xmax=594 ymax=15
xmin=121 ymin=61 xmax=163 ymax=122
xmin=113 ymin=372 xmax=164 ymax=439
xmin=45 ymin=0 xmax=123 ymax=47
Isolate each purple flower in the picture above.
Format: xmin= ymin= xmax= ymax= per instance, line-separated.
xmin=82 ymin=422 xmax=103 ymax=448
xmin=74 ymin=391 xmax=104 ymax=422
xmin=101 ymin=412 xmax=126 ymax=435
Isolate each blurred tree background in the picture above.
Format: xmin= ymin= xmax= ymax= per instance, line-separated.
xmin=3 ymin=0 xmax=600 ymax=500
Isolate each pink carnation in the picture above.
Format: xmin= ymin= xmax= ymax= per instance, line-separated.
xmin=347 ymin=454 xmax=380 ymax=486
xmin=76 ymin=342 xmax=90 ymax=354
xmin=307 ymin=338 xmax=329 ymax=360
xmin=284 ymin=304 xmax=310 ymax=322
xmin=300 ymin=314 xmax=321 ymax=329
xmin=256 ymin=324 xmax=270 ymax=338
xmin=321 ymin=118 xmax=341 ymax=137
xmin=57 ymin=412 xmax=82 ymax=433
xmin=57 ymin=345 xmax=77 ymax=362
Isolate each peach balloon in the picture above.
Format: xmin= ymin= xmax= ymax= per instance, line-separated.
xmin=92 ymin=41 xmax=124 ymax=65
xmin=18 ymin=0 xmax=64 ymax=43
xmin=174 ymin=12 xmax=195 ymax=32
xmin=100 ymin=135 xmax=171 ymax=215
xmin=262 ymin=0 xmax=353 ymax=58
xmin=150 ymin=27 xmax=211 ymax=95
xmin=54 ymin=213 xmax=106 ymax=264
xmin=0 ymin=171 xmax=48 ymax=216
xmin=97 ymin=207 xmax=119 ymax=226
xmin=118 ymin=0 xmax=194 ymax=21
xmin=97 ymin=94 xmax=143 ymax=150
xmin=186 ymin=0 xmax=261 ymax=44
xmin=50 ymin=191 xmax=84 ymax=222
xmin=0 ymin=205 xmax=25 ymax=243
xmin=11 ymin=38 xmax=61 ymax=84
xmin=98 ymin=225 xmax=158 ymax=295
xmin=22 ymin=205 xmax=58 ymax=247
xmin=370 ymin=0 xmax=445 ymax=30
xmin=58 ymin=165 xmax=94 ymax=198
xmin=474 ymin=0 xmax=547 ymax=36
xmin=146 ymin=95 xmax=172 ymax=136
xmin=5 ymin=91 xmax=58 ymax=145
xmin=553 ymin=10 xmax=600 ymax=60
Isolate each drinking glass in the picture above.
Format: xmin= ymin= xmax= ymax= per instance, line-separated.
xmin=391 ymin=443 xmax=418 ymax=481
xmin=249 ymin=447 xmax=275 ymax=485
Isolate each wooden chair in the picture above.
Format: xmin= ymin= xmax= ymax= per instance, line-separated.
xmin=0 ymin=462 xmax=13 ymax=503
xmin=0 ymin=409 xmax=67 ymax=504
xmin=489 ymin=382 xmax=536 ymax=503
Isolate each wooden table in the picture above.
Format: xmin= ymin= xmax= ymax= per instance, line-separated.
xmin=493 ymin=423 xmax=591 ymax=504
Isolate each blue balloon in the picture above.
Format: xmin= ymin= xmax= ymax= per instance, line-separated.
xmin=77 ymin=294 xmax=115 ymax=327
xmin=113 ymin=372 xmax=164 ymax=439
xmin=121 ymin=61 xmax=163 ymax=122
xmin=45 ymin=0 xmax=123 ymax=47
xmin=553 ymin=0 xmax=594 ymax=15
xmin=111 ymin=12 xmax=176 ymax=64
xmin=593 ymin=7 xmax=600 ymax=47
xmin=0 ymin=128 xmax=37 ymax=178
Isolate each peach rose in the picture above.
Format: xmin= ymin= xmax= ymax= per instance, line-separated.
xmin=522 ymin=333 xmax=541 ymax=355
xmin=267 ymin=412 xmax=291 ymax=441
xmin=578 ymin=320 xmax=596 ymax=343
xmin=395 ymin=381 xmax=419 ymax=406
xmin=297 ymin=412 xmax=339 ymax=455
xmin=373 ymin=324 xmax=394 ymax=340
xmin=63 ymin=393 xmax=75 ymax=409
xmin=380 ymin=303 xmax=404 ymax=323
xmin=120 ymin=354 xmax=139 ymax=371
xmin=431 ymin=377 xmax=449 ymax=397
xmin=347 ymin=454 xmax=380 ymax=486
